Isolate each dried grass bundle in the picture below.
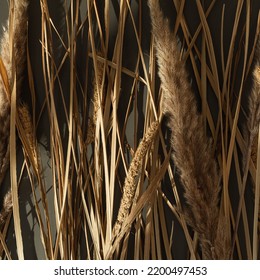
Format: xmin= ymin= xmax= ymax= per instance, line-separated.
xmin=0 ymin=0 xmax=259 ymax=260
xmin=148 ymin=0 xmax=229 ymax=259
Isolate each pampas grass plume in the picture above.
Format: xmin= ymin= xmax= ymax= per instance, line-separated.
xmin=148 ymin=0 xmax=229 ymax=259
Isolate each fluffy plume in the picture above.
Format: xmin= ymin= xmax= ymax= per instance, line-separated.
xmin=248 ymin=37 xmax=260 ymax=241
xmin=0 ymin=191 xmax=12 ymax=226
xmin=148 ymin=0 xmax=228 ymax=259
xmin=249 ymin=38 xmax=260 ymax=168
xmin=0 ymin=0 xmax=30 ymax=225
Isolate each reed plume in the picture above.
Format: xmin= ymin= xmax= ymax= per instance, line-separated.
xmin=0 ymin=0 xmax=29 ymax=226
xmin=18 ymin=103 xmax=38 ymax=167
xmin=148 ymin=0 xmax=229 ymax=259
xmin=113 ymin=121 xmax=159 ymax=238
xmin=245 ymin=35 xmax=260 ymax=157
xmin=0 ymin=191 xmax=12 ymax=226
xmin=86 ymin=56 xmax=103 ymax=145
xmin=249 ymin=38 xmax=260 ymax=168
xmin=247 ymin=36 xmax=260 ymax=249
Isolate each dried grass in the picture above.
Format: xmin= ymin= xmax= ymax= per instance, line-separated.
xmin=0 ymin=0 xmax=259 ymax=260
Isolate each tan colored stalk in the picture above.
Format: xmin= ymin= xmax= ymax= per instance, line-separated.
xmin=148 ymin=0 xmax=229 ymax=259
xmin=0 ymin=0 xmax=29 ymax=227
xmin=113 ymin=121 xmax=159 ymax=238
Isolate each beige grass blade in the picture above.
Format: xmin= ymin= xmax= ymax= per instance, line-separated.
xmin=10 ymin=77 xmax=24 ymax=260
xmin=8 ymin=0 xmax=24 ymax=260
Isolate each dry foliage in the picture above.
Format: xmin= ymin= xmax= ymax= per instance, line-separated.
xmin=0 ymin=0 xmax=260 ymax=260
